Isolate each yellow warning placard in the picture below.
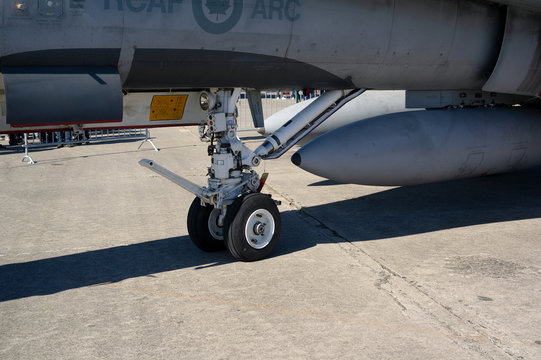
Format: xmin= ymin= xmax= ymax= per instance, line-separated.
xmin=149 ymin=95 xmax=188 ymax=121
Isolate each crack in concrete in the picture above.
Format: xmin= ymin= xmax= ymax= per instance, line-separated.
xmin=265 ymin=183 xmax=520 ymax=359
xmin=303 ymin=207 xmax=518 ymax=359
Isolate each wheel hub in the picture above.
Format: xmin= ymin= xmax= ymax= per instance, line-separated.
xmin=253 ymin=222 xmax=266 ymax=235
xmin=245 ymin=209 xmax=275 ymax=250
xmin=208 ymin=208 xmax=224 ymax=240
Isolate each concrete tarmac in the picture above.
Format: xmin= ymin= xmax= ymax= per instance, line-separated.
xmin=0 ymin=127 xmax=540 ymax=359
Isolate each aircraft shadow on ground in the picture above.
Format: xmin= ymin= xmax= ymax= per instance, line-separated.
xmin=2 ymin=168 xmax=541 ymax=302
xmin=307 ymin=179 xmax=344 ymax=186
xmin=284 ymin=167 xmax=541 ymax=246
xmin=0 ymin=236 xmax=234 ymax=302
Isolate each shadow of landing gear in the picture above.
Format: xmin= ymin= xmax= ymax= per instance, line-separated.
xmin=0 ymin=236 xmax=233 ymax=302
xmin=3 ymin=168 xmax=541 ymax=302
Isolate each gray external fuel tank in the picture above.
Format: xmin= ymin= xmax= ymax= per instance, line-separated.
xmin=292 ymin=108 xmax=541 ymax=186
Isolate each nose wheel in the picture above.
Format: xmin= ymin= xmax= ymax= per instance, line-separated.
xmin=187 ymin=193 xmax=281 ymax=261
xmin=187 ymin=198 xmax=226 ymax=252
xmin=224 ymin=193 xmax=281 ymax=262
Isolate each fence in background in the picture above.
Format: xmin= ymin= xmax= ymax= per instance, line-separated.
xmin=35 ymin=128 xmax=150 ymax=146
xmin=236 ymin=91 xmax=320 ymax=130
xmin=6 ymin=129 xmax=157 ymax=164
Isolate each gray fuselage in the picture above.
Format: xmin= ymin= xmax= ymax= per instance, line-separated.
xmin=1 ymin=0 xmax=508 ymax=91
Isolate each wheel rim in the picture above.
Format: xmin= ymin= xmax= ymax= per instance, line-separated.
xmin=207 ymin=208 xmax=224 ymax=240
xmin=244 ymin=209 xmax=275 ymax=250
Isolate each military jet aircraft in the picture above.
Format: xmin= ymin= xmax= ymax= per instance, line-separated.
xmin=1 ymin=0 xmax=540 ymax=261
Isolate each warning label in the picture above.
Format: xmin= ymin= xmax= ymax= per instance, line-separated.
xmin=149 ymin=95 xmax=188 ymax=121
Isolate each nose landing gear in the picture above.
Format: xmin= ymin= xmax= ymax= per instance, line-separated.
xmin=140 ymin=88 xmax=360 ymax=261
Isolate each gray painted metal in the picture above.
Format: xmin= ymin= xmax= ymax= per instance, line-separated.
xmin=293 ymin=108 xmax=541 ymax=186
xmin=483 ymin=7 xmax=541 ymax=97
xmin=0 ymin=1 xmax=507 ymax=91
xmin=257 ymin=90 xmax=346 ymax=156
xmin=264 ymin=90 xmax=418 ymax=145
xmin=139 ymin=159 xmax=208 ymax=201
xmin=0 ymin=0 xmax=538 ymax=131
xmin=3 ymin=67 xmax=122 ymax=126
xmin=247 ymin=90 xmax=264 ymax=128
xmin=0 ymin=91 xmax=208 ymax=133
xmin=405 ymin=90 xmax=532 ymax=108
xmin=290 ymin=0 xmax=504 ymax=90
xmin=489 ymin=0 xmax=541 ymax=11
xmin=1 ymin=2 xmax=123 ymax=62
xmin=256 ymin=89 xmax=367 ymax=159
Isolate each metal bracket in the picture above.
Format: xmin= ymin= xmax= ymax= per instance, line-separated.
xmin=247 ymin=90 xmax=265 ymax=128
xmin=258 ymin=88 xmax=366 ymax=160
xmin=139 ymin=159 xmax=208 ymax=200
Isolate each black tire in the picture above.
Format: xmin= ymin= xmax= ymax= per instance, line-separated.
xmin=187 ymin=198 xmax=226 ymax=252
xmin=224 ymin=193 xmax=281 ymax=262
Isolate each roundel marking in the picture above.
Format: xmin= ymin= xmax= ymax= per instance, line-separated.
xmin=192 ymin=0 xmax=243 ymax=35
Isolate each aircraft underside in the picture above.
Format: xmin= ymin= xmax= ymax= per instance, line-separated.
xmin=0 ymin=0 xmax=540 ymax=260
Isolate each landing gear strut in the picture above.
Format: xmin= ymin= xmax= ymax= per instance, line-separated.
xmin=140 ymin=88 xmax=362 ymax=261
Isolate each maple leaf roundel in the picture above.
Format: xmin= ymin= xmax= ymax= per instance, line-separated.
xmin=193 ymin=0 xmax=244 ymax=34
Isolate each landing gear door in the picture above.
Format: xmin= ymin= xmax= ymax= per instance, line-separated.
xmin=483 ymin=7 xmax=541 ymax=97
xmin=3 ymin=66 xmax=122 ymax=127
